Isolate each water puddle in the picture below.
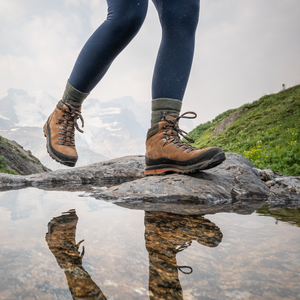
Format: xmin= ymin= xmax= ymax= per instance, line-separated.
xmin=0 ymin=187 xmax=299 ymax=299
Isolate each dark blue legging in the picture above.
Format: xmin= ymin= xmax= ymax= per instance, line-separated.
xmin=69 ymin=0 xmax=200 ymax=101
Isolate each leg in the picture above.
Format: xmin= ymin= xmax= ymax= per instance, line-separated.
xmin=45 ymin=0 xmax=148 ymax=167
xmin=152 ymin=0 xmax=200 ymax=101
xmin=69 ymin=0 xmax=148 ymax=94
xmin=150 ymin=0 xmax=200 ymax=125
xmin=145 ymin=0 xmax=226 ymax=175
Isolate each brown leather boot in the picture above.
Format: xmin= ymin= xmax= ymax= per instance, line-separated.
xmin=46 ymin=210 xmax=106 ymax=299
xmin=44 ymin=100 xmax=84 ymax=167
xmin=145 ymin=112 xmax=226 ymax=175
xmin=144 ymin=211 xmax=223 ymax=299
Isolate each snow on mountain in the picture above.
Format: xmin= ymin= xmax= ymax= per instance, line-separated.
xmin=0 ymin=89 xmax=149 ymax=170
xmin=79 ymin=98 xmax=147 ymax=158
xmin=0 ymin=89 xmax=57 ymax=128
xmin=0 ymin=88 xmax=194 ymax=170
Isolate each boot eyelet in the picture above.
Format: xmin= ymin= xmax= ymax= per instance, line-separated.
xmin=59 ymin=137 xmax=64 ymax=140
xmin=176 ymin=145 xmax=180 ymax=148
xmin=163 ymin=125 xmax=166 ymax=129
xmin=59 ymin=142 xmax=64 ymax=145
xmin=187 ymin=149 xmax=192 ymax=153
xmin=182 ymin=147 xmax=186 ymax=151
xmin=163 ymin=131 xmax=167 ymax=135
xmin=59 ymin=132 xmax=64 ymax=135
xmin=162 ymin=138 xmax=167 ymax=143
xmin=59 ymin=126 xmax=65 ymax=130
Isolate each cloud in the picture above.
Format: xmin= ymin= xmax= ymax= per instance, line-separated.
xmin=184 ymin=0 xmax=300 ymax=122
xmin=1 ymin=0 xmax=300 ymax=125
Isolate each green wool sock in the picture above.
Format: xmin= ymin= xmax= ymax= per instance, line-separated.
xmin=62 ymin=80 xmax=89 ymax=109
xmin=151 ymin=98 xmax=182 ymax=126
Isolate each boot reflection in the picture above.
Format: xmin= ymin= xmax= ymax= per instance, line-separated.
xmin=45 ymin=209 xmax=107 ymax=300
xmin=145 ymin=211 xmax=223 ymax=300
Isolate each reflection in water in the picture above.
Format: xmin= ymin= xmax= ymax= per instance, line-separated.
xmin=257 ymin=204 xmax=300 ymax=227
xmin=144 ymin=212 xmax=223 ymax=300
xmin=46 ymin=210 xmax=222 ymax=299
xmin=46 ymin=209 xmax=107 ymax=300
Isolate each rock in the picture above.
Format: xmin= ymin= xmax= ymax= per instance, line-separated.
xmin=265 ymin=180 xmax=275 ymax=186
xmin=253 ymin=168 xmax=275 ymax=181
xmin=1 ymin=152 xmax=300 ymax=214
xmin=212 ymin=110 xmax=242 ymax=137
xmin=269 ymin=186 xmax=300 ymax=208
xmin=0 ymin=155 xmax=144 ymax=189
xmin=0 ymin=135 xmax=50 ymax=175
xmin=276 ymin=177 xmax=300 ymax=192
xmin=87 ymin=153 xmax=270 ymax=215
xmin=266 ymin=175 xmax=300 ymax=209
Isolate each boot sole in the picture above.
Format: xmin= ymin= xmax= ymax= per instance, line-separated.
xmin=44 ymin=122 xmax=77 ymax=167
xmin=144 ymin=152 xmax=226 ymax=176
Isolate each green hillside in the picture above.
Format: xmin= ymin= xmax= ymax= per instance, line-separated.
xmin=189 ymin=85 xmax=300 ymax=176
xmin=0 ymin=135 xmax=50 ymax=175
xmin=0 ymin=155 xmax=18 ymax=175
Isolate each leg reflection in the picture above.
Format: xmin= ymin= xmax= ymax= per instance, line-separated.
xmin=45 ymin=209 xmax=107 ymax=300
xmin=144 ymin=211 xmax=223 ymax=300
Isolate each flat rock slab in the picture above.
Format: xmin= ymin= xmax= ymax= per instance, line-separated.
xmin=1 ymin=153 xmax=299 ymax=215
xmin=87 ymin=153 xmax=273 ymax=215
xmin=0 ymin=155 xmax=145 ymax=189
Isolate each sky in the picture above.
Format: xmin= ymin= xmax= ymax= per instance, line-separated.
xmin=1 ymin=0 xmax=300 ymax=126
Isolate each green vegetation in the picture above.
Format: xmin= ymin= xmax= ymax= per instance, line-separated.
xmin=0 ymin=156 xmax=18 ymax=175
xmin=189 ymin=85 xmax=300 ymax=176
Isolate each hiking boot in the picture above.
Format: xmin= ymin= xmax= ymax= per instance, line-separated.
xmin=44 ymin=100 xmax=84 ymax=167
xmin=45 ymin=209 xmax=84 ymax=270
xmin=46 ymin=210 xmax=106 ymax=299
xmin=145 ymin=112 xmax=226 ymax=175
xmin=144 ymin=211 xmax=223 ymax=299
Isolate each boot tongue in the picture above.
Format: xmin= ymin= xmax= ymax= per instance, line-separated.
xmin=161 ymin=113 xmax=179 ymax=121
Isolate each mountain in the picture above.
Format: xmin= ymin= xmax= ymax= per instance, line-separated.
xmin=0 ymin=135 xmax=50 ymax=175
xmin=189 ymin=85 xmax=300 ymax=176
xmin=81 ymin=98 xmax=146 ymax=158
xmin=0 ymin=89 xmax=150 ymax=170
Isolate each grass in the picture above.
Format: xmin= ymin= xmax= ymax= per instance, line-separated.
xmin=189 ymin=85 xmax=300 ymax=176
xmin=0 ymin=156 xmax=18 ymax=175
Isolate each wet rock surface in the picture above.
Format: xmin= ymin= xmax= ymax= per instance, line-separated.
xmin=0 ymin=153 xmax=299 ymax=214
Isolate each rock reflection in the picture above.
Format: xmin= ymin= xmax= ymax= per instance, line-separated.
xmin=257 ymin=204 xmax=300 ymax=227
xmin=144 ymin=211 xmax=223 ymax=300
xmin=46 ymin=209 xmax=107 ymax=300
xmin=46 ymin=210 xmax=222 ymax=299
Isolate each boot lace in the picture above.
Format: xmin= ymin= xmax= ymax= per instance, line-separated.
xmin=57 ymin=103 xmax=84 ymax=146
xmin=162 ymin=111 xmax=197 ymax=153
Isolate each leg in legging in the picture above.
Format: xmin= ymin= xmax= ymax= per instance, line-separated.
xmin=69 ymin=0 xmax=148 ymax=94
xmin=150 ymin=0 xmax=200 ymax=125
xmin=44 ymin=0 xmax=148 ymax=167
xmin=145 ymin=0 xmax=225 ymax=176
